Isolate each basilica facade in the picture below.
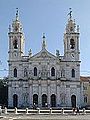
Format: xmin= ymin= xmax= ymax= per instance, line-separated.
xmin=7 ymin=9 xmax=83 ymax=108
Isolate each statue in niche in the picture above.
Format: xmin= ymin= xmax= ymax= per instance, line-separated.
xmin=56 ymin=70 xmax=60 ymax=79
xmin=60 ymin=93 xmax=66 ymax=104
xmin=29 ymin=70 xmax=32 ymax=78
xmin=61 ymin=69 xmax=65 ymax=78
xmin=39 ymin=70 xmax=41 ymax=78
xmin=47 ymin=70 xmax=50 ymax=78
xmin=41 ymin=65 xmax=47 ymax=79
xmin=23 ymin=93 xmax=29 ymax=106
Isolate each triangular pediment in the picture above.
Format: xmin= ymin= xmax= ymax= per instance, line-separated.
xmin=30 ymin=49 xmax=57 ymax=60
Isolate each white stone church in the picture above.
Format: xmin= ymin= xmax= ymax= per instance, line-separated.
xmin=7 ymin=9 xmax=83 ymax=108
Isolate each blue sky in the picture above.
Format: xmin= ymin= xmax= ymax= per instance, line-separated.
xmin=0 ymin=0 xmax=90 ymax=78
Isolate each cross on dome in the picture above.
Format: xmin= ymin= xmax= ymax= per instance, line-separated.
xmin=42 ymin=33 xmax=46 ymax=50
xmin=16 ymin=8 xmax=19 ymax=20
xmin=68 ymin=8 xmax=72 ymax=20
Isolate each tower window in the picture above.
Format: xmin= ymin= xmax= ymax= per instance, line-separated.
xmin=34 ymin=67 xmax=37 ymax=76
xmin=51 ymin=67 xmax=55 ymax=76
xmin=14 ymin=68 xmax=17 ymax=77
xmin=15 ymin=26 xmax=18 ymax=31
xmin=13 ymin=39 xmax=18 ymax=49
xmin=72 ymin=69 xmax=75 ymax=78
xmin=70 ymin=27 xmax=73 ymax=31
xmin=70 ymin=39 xmax=75 ymax=49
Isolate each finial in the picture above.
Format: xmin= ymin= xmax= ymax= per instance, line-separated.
xmin=77 ymin=25 xmax=79 ymax=32
xmin=68 ymin=8 xmax=72 ymax=20
xmin=42 ymin=33 xmax=46 ymax=50
xmin=56 ymin=50 xmax=60 ymax=57
xmin=29 ymin=49 xmax=32 ymax=57
xmin=9 ymin=25 xmax=11 ymax=32
xmin=16 ymin=8 xmax=19 ymax=20
xmin=43 ymin=33 xmax=45 ymax=38
xmin=74 ymin=19 xmax=76 ymax=28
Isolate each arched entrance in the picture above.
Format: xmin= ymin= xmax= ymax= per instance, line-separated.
xmin=33 ymin=94 xmax=38 ymax=105
xmin=42 ymin=94 xmax=47 ymax=107
xmin=13 ymin=94 xmax=18 ymax=108
xmin=51 ymin=94 xmax=56 ymax=107
xmin=71 ymin=95 xmax=76 ymax=108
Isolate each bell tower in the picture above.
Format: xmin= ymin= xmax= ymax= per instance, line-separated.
xmin=64 ymin=9 xmax=80 ymax=61
xmin=8 ymin=8 xmax=25 ymax=60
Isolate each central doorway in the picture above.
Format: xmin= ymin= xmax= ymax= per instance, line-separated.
xmin=51 ymin=94 xmax=56 ymax=107
xmin=13 ymin=94 xmax=18 ymax=108
xmin=42 ymin=94 xmax=47 ymax=107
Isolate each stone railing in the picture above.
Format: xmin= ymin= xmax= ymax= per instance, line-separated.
xmin=0 ymin=107 xmax=88 ymax=115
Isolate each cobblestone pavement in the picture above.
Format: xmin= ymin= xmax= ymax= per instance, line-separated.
xmin=1 ymin=114 xmax=90 ymax=120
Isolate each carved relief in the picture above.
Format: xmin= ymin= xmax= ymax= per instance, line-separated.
xmin=41 ymin=52 xmax=47 ymax=58
xmin=41 ymin=65 xmax=48 ymax=79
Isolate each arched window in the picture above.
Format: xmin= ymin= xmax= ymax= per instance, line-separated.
xmin=70 ymin=39 xmax=75 ymax=49
xmin=72 ymin=69 xmax=75 ymax=78
xmin=14 ymin=68 xmax=17 ymax=77
xmin=51 ymin=67 xmax=55 ymax=76
xmin=34 ymin=67 xmax=37 ymax=76
xmin=24 ymin=68 xmax=28 ymax=77
xmin=13 ymin=39 xmax=18 ymax=49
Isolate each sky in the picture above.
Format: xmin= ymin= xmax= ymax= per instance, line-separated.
xmin=0 ymin=0 xmax=90 ymax=78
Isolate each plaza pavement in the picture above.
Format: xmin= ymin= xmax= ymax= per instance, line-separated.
xmin=1 ymin=114 xmax=90 ymax=120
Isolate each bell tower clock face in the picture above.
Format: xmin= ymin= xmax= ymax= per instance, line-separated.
xmin=71 ymin=53 xmax=75 ymax=60
xmin=13 ymin=52 xmax=18 ymax=57
xmin=71 ymin=53 xmax=74 ymax=57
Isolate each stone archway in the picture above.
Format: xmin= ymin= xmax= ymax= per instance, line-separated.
xmin=42 ymin=94 xmax=47 ymax=107
xmin=51 ymin=94 xmax=56 ymax=107
xmin=33 ymin=94 xmax=38 ymax=105
xmin=71 ymin=95 xmax=76 ymax=108
xmin=13 ymin=94 xmax=18 ymax=108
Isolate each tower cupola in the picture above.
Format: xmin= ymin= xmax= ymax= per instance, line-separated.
xmin=65 ymin=8 xmax=79 ymax=34
xmin=12 ymin=8 xmax=22 ymax=33
xmin=8 ymin=8 xmax=25 ymax=60
xmin=64 ymin=8 xmax=80 ymax=61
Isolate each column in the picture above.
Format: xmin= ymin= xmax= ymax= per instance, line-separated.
xmin=48 ymin=85 xmax=50 ymax=108
xmin=56 ymin=85 xmax=60 ymax=107
xmin=38 ymin=81 xmax=41 ymax=107
xmin=29 ymin=84 xmax=32 ymax=108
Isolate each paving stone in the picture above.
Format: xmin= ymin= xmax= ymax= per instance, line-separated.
xmin=1 ymin=114 xmax=90 ymax=120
